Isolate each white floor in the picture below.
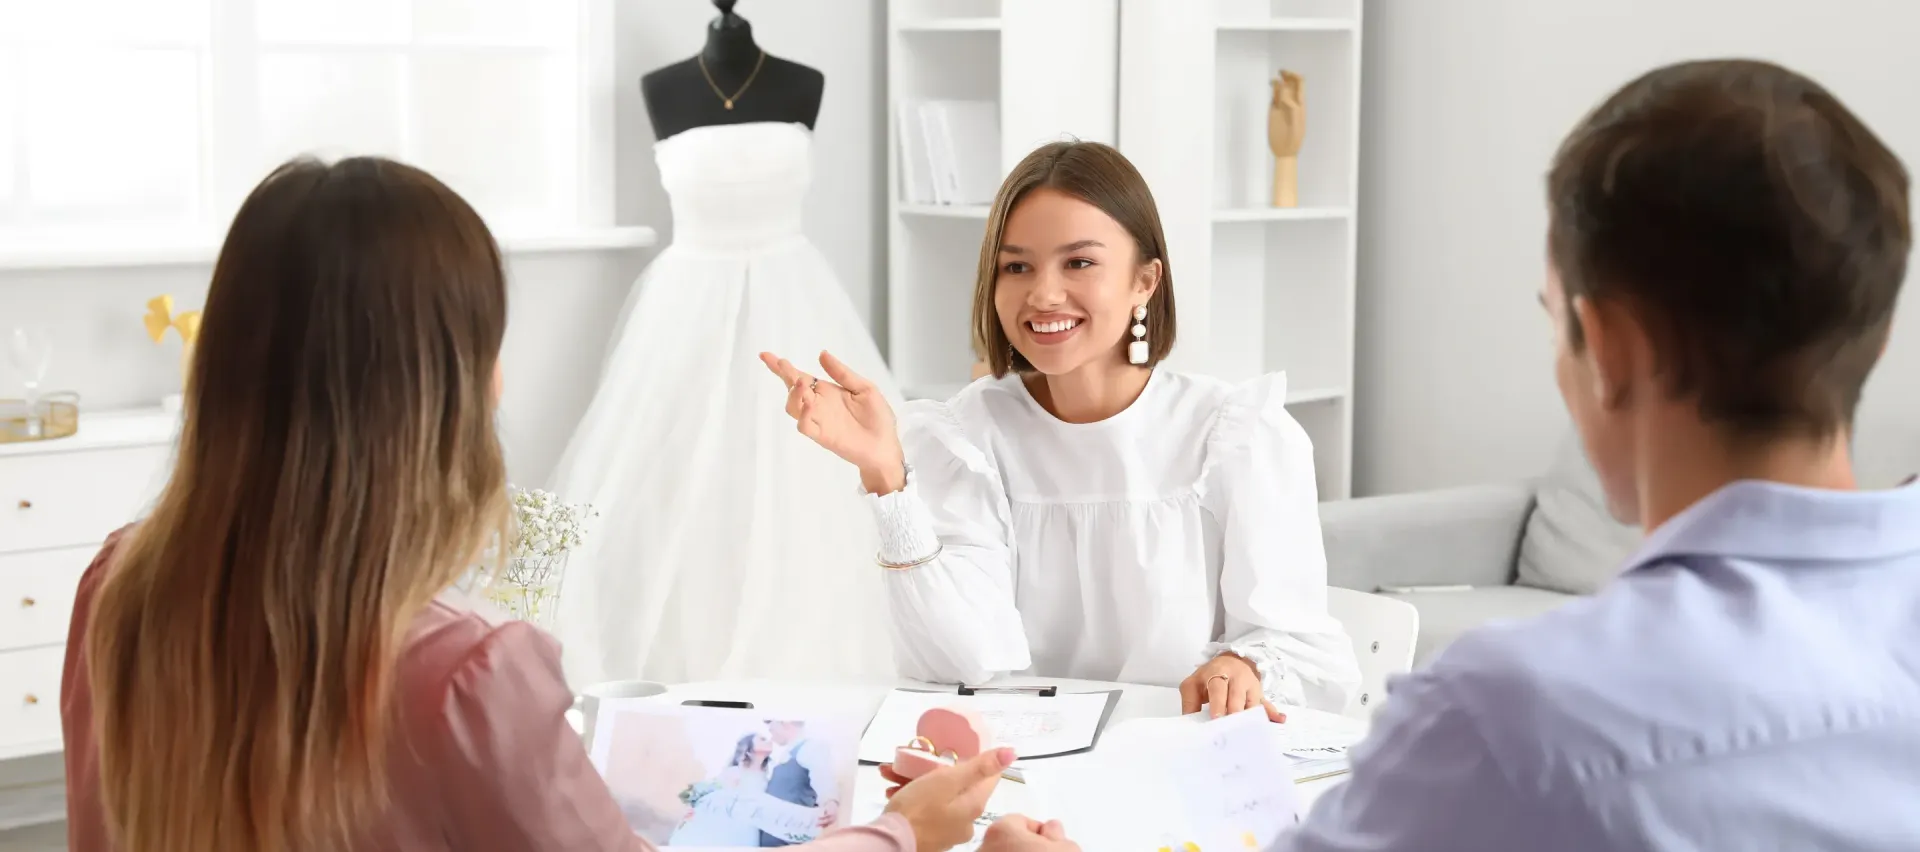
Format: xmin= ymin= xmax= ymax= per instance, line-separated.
xmin=0 ymin=821 xmax=63 ymax=852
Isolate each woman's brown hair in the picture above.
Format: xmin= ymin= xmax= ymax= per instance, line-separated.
xmin=85 ymin=157 xmax=511 ymax=852
xmin=972 ymin=140 xmax=1177 ymax=376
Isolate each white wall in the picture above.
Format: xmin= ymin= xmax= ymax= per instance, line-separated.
xmin=1354 ymin=0 xmax=1920 ymax=495
xmin=0 ymin=0 xmax=886 ymax=489
xmin=618 ymin=0 xmax=888 ymax=337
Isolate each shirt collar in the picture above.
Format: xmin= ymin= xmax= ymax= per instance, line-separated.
xmin=1625 ymin=479 xmax=1920 ymax=572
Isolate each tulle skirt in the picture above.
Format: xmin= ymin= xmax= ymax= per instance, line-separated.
xmin=549 ymin=235 xmax=898 ymax=685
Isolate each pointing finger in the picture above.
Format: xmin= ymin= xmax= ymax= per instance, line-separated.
xmin=761 ymin=352 xmax=801 ymax=385
xmin=819 ymin=351 xmax=874 ymax=393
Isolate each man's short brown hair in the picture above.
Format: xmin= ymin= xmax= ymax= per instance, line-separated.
xmin=1548 ymin=59 xmax=1909 ymax=438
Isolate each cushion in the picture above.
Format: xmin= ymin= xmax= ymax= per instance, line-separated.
xmin=1515 ymin=433 xmax=1643 ymax=596
xmin=1382 ymin=585 xmax=1576 ymax=665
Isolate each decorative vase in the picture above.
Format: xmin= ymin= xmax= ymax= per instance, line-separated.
xmin=486 ymin=552 xmax=570 ymax=626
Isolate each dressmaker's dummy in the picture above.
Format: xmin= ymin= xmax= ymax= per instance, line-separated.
xmin=641 ymin=0 xmax=826 ymax=141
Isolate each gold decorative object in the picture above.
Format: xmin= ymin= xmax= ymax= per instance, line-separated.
xmin=0 ymin=393 xmax=79 ymax=444
xmin=1268 ymin=70 xmax=1305 ymax=208
xmin=144 ymin=295 xmax=203 ymax=382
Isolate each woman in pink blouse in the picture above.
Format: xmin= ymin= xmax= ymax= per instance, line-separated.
xmin=60 ymin=157 xmax=1007 ymax=852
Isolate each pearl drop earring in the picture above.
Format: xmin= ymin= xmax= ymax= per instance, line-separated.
xmin=1128 ymin=304 xmax=1149 ymax=365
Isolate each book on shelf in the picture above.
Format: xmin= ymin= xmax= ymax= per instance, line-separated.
xmin=897 ymin=99 xmax=1000 ymax=207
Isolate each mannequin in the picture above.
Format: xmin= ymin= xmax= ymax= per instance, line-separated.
xmin=641 ymin=0 xmax=826 ymax=141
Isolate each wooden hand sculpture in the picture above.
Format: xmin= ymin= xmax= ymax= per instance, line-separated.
xmin=1268 ymin=70 xmax=1305 ymax=207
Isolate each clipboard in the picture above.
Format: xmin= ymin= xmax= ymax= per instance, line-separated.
xmin=857 ymin=686 xmax=1123 ymax=765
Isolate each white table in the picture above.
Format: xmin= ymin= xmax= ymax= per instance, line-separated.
xmin=612 ymin=676 xmax=1352 ymax=832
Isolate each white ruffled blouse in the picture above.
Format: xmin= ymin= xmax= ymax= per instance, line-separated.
xmin=868 ymin=369 xmax=1361 ymax=712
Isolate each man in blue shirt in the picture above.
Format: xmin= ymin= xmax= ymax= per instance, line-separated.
xmin=985 ymin=58 xmax=1919 ymax=852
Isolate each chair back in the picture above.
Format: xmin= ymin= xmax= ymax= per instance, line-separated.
xmin=1325 ymin=587 xmax=1419 ymax=720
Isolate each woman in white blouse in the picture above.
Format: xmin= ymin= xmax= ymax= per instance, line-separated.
xmin=762 ymin=141 xmax=1359 ymax=716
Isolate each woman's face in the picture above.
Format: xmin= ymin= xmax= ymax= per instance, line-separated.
xmin=750 ymin=734 xmax=771 ymax=760
xmin=993 ymin=187 xmax=1161 ymax=376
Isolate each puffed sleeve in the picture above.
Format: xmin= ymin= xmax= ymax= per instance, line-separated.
xmin=428 ymin=623 xmax=915 ymax=851
xmin=868 ymin=399 xmax=1031 ymax=684
xmin=427 ymin=622 xmax=657 ymax=850
xmin=1199 ymin=375 xmax=1361 ymax=712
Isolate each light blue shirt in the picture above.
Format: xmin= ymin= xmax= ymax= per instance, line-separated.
xmin=1280 ymin=480 xmax=1920 ymax=851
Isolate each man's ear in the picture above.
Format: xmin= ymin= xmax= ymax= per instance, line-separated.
xmin=1574 ymin=295 xmax=1642 ymax=410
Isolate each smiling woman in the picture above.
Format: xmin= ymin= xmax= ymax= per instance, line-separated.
xmin=762 ymin=141 xmax=1361 ymax=717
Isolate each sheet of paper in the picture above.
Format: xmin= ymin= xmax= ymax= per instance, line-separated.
xmin=856 ymin=690 xmax=1114 ymax=763
xmin=1028 ymin=711 xmax=1307 ymax=852
xmin=1260 ymin=705 xmax=1367 ymax=753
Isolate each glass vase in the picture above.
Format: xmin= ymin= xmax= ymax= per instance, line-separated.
xmin=485 ymin=552 xmax=569 ymax=627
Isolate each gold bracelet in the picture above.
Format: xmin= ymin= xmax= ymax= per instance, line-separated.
xmin=877 ymin=545 xmax=942 ymax=571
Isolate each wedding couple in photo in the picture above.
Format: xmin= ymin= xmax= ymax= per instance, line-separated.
xmin=669 ymin=720 xmax=842 ymax=847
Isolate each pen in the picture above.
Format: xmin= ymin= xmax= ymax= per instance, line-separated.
xmin=1293 ymin=767 xmax=1351 ymax=784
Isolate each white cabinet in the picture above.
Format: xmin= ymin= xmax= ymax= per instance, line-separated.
xmin=885 ymin=0 xmax=1121 ymax=401
xmin=0 ymin=409 xmax=175 ymax=762
xmin=885 ymin=0 xmax=1364 ymax=498
xmin=1120 ymin=0 xmax=1364 ymax=498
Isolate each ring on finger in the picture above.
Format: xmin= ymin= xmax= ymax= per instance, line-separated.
xmin=1208 ymin=675 xmax=1230 ymax=684
xmin=809 ymin=377 xmax=820 ymax=393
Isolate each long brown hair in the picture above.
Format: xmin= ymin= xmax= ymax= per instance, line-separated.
xmin=85 ymin=157 xmax=511 ymax=852
xmin=972 ymin=141 xmax=1177 ymax=376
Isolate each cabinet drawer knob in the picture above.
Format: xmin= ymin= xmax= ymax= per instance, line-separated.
xmin=23 ymin=694 xmax=38 ymax=706
xmin=19 ymin=597 xmax=33 ymax=608
xmin=14 ymin=499 xmax=29 ymax=510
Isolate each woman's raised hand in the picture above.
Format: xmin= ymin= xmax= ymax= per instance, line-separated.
xmin=760 ymin=351 xmax=908 ymax=495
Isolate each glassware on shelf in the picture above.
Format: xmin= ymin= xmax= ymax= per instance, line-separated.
xmin=1 ymin=391 xmax=79 ymax=444
xmin=6 ymin=327 xmax=54 ymax=438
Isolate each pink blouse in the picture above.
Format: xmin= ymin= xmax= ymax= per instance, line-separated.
xmin=62 ymin=529 xmax=915 ymax=852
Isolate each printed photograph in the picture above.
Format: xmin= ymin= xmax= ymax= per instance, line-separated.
xmin=595 ymin=705 xmax=859 ymax=848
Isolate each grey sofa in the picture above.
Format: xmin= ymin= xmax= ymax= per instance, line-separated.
xmin=1318 ymin=437 xmax=1642 ymax=665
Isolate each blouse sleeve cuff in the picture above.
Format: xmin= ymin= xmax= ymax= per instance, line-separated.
xmin=821 ymin=812 xmax=916 ymax=852
xmin=866 ymin=470 xmax=943 ymax=566
xmin=1205 ymin=639 xmax=1292 ymax=705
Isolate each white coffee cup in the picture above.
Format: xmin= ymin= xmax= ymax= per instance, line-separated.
xmin=573 ymin=679 xmax=669 ymax=745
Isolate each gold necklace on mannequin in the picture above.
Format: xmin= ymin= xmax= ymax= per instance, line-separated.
xmin=698 ymin=49 xmax=767 ymax=110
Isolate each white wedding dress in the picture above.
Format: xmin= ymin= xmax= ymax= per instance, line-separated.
xmin=551 ymin=121 xmax=897 ymax=685
xmin=668 ymin=766 xmax=771 ymax=847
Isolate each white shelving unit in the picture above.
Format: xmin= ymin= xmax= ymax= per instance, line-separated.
xmin=885 ymin=0 xmax=1120 ymax=401
xmin=1120 ymin=0 xmax=1363 ymax=499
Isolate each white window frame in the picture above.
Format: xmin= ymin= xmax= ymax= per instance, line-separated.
xmin=0 ymin=0 xmax=643 ymax=270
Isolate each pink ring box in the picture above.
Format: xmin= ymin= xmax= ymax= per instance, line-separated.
xmin=891 ymin=707 xmax=994 ymax=780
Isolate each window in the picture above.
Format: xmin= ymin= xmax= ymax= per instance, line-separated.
xmin=0 ymin=0 xmax=614 ymax=248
